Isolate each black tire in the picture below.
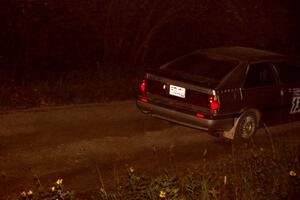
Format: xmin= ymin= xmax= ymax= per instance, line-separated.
xmin=235 ymin=110 xmax=258 ymax=141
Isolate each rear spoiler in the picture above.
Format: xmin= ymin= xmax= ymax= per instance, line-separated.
xmin=145 ymin=68 xmax=219 ymax=88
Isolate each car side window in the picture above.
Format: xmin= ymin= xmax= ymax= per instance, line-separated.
xmin=244 ymin=63 xmax=276 ymax=88
xmin=273 ymin=62 xmax=300 ymax=84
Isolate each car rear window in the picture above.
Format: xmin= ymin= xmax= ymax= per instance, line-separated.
xmin=163 ymin=53 xmax=238 ymax=81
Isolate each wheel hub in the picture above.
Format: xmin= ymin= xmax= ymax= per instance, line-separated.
xmin=241 ymin=116 xmax=255 ymax=138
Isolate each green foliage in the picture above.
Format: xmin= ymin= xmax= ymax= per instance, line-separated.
xmin=184 ymin=174 xmax=197 ymax=198
xmin=146 ymin=171 xmax=180 ymax=200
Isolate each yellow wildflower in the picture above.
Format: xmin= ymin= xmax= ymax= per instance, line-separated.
xmin=159 ymin=190 xmax=166 ymax=198
xmin=289 ymin=170 xmax=297 ymax=177
xmin=56 ymin=179 xmax=63 ymax=185
xmin=129 ymin=167 xmax=134 ymax=173
xmin=51 ymin=186 xmax=56 ymax=192
xmin=27 ymin=190 xmax=33 ymax=195
xmin=20 ymin=191 xmax=27 ymax=197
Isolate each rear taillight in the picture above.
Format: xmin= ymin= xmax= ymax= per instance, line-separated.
xmin=209 ymin=95 xmax=219 ymax=110
xmin=140 ymin=79 xmax=146 ymax=93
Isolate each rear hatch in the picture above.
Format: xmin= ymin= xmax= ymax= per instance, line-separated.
xmin=138 ymin=51 xmax=239 ymax=116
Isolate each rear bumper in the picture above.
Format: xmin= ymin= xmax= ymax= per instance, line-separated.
xmin=136 ymin=100 xmax=234 ymax=135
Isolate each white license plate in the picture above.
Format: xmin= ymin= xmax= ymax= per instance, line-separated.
xmin=169 ymin=85 xmax=186 ymax=98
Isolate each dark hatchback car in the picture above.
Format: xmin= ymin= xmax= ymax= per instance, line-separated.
xmin=136 ymin=47 xmax=300 ymax=140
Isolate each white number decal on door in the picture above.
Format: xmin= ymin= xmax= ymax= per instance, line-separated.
xmin=290 ymin=97 xmax=300 ymax=114
xmin=290 ymin=88 xmax=300 ymax=114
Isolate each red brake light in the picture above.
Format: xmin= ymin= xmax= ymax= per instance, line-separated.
xmin=140 ymin=80 xmax=146 ymax=93
xmin=209 ymin=95 xmax=219 ymax=110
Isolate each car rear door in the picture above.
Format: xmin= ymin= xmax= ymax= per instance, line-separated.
xmin=241 ymin=62 xmax=284 ymax=123
xmin=272 ymin=61 xmax=300 ymax=121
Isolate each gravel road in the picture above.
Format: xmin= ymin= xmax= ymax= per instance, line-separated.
xmin=0 ymin=100 xmax=299 ymax=199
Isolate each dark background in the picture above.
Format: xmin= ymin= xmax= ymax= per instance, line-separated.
xmin=0 ymin=0 xmax=300 ymax=107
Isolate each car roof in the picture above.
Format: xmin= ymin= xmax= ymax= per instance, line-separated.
xmin=197 ymin=46 xmax=286 ymax=62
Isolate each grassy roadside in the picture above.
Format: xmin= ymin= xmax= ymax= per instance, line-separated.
xmin=94 ymin=141 xmax=300 ymax=200
xmin=17 ymin=135 xmax=300 ymax=200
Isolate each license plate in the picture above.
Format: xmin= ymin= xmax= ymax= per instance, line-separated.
xmin=169 ymin=85 xmax=186 ymax=98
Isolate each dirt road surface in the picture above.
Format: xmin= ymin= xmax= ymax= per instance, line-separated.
xmin=0 ymin=100 xmax=300 ymax=199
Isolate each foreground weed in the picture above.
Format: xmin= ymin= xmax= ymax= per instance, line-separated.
xmin=184 ymin=174 xmax=197 ymax=198
xmin=147 ymin=170 xmax=180 ymax=200
xmin=184 ymin=172 xmax=219 ymax=200
xmin=99 ymin=187 xmax=118 ymax=200
xmin=98 ymin=168 xmax=180 ymax=200
xmin=18 ymin=178 xmax=74 ymax=200
xmin=121 ymin=167 xmax=149 ymax=199
xmin=19 ymin=190 xmax=33 ymax=200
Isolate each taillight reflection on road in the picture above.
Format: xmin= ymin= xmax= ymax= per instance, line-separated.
xmin=196 ymin=113 xmax=204 ymax=118
xmin=140 ymin=97 xmax=148 ymax=103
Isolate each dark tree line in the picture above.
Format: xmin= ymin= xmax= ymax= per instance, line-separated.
xmin=0 ymin=0 xmax=299 ymax=72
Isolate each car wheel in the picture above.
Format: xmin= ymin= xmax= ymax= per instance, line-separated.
xmin=235 ymin=110 xmax=258 ymax=140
